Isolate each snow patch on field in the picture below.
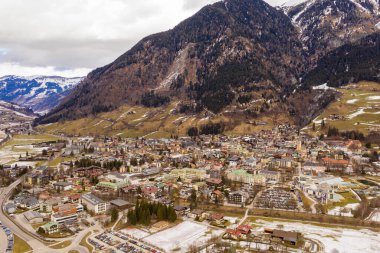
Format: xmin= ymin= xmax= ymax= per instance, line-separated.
xmin=368 ymin=210 xmax=380 ymax=222
xmin=132 ymin=113 xmax=149 ymax=122
xmin=360 ymin=123 xmax=380 ymax=127
xmin=122 ymin=228 xmax=150 ymax=239
xmin=346 ymin=99 xmax=358 ymax=104
xmin=144 ymin=221 xmax=223 ymax=252
xmin=367 ymin=96 xmax=380 ymax=100
xmin=327 ymin=203 xmax=359 ymax=217
xmin=347 ymin=108 xmax=366 ymax=119
xmin=199 ymin=117 xmax=209 ymax=122
xmin=254 ymin=219 xmax=380 ymax=253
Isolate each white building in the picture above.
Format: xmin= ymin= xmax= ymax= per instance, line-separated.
xmin=80 ymin=193 xmax=110 ymax=214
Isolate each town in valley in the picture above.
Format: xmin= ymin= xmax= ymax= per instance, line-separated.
xmin=1 ymin=0 xmax=380 ymax=252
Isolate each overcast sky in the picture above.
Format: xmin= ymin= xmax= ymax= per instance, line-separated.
xmin=0 ymin=0 xmax=289 ymax=77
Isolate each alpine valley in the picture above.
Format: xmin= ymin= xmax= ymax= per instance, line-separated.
xmin=34 ymin=0 xmax=380 ymax=137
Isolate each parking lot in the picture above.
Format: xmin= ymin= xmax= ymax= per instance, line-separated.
xmin=89 ymin=231 xmax=161 ymax=253
xmin=1 ymin=221 xmax=14 ymax=253
xmin=254 ymin=187 xmax=298 ymax=210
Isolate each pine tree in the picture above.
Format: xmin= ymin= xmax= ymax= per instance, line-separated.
xmin=157 ymin=204 xmax=165 ymax=221
xmin=163 ymin=204 xmax=168 ymax=220
xmin=167 ymin=206 xmax=177 ymax=222
xmin=111 ymin=208 xmax=119 ymax=222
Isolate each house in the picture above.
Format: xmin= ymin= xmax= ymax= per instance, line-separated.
xmin=40 ymin=198 xmax=60 ymax=213
xmin=51 ymin=208 xmax=78 ymax=225
xmin=143 ymin=167 xmax=161 ymax=176
xmin=236 ymin=225 xmax=251 ymax=235
xmin=322 ymin=157 xmax=349 ymax=169
xmin=166 ymin=168 xmax=206 ymax=182
xmin=259 ymin=170 xmax=281 ymax=182
xmin=270 ymin=229 xmax=300 ymax=245
xmin=62 ymin=145 xmax=82 ymax=156
xmin=24 ymin=210 xmax=43 ymax=224
xmin=224 ymin=225 xmax=252 ymax=240
xmin=228 ymin=156 xmax=240 ymax=167
xmin=103 ymin=172 xmax=130 ymax=183
xmin=110 ymin=199 xmax=130 ymax=210
xmin=188 ymin=209 xmax=204 ymax=219
xmin=4 ymin=203 xmax=16 ymax=214
xmin=206 ymin=178 xmax=223 ymax=186
xmin=174 ymin=205 xmax=189 ymax=215
xmin=80 ymin=193 xmax=110 ymax=214
xmin=224 ymin=229 xmax=242 ymax=240
xmin=19 ymin=196 xmax=39 ymax=210
xmin=303 ymin=162 xmax=326 ymax=174
xmin=69 ymin=194 xmax=81 ymax=203
xmin=209 ymin=213 xmax=225 ymax=225
xmin=209 ymin=167 xmax=221 ymax=179
xmin=39 ymin=221 xmax=59 ymax=234
xmin=74 ymin=166 xmax=105 ymax=177
xmin=53 ymin=182 xmax=73 ymax=192
xmin=227 ymin=169 xmax=265 ymax=185
xmin=210 ymin=190 xmax=224 ymax=202
xmin=96 ymin=181 xmax=129 ymax=192
xmin=25 ymin=173 xmax=49 ymax=186
xmin=270 ymin=158 xmax=292 ymax=168
xmin=244 ymin=157 xmax=257 ymax=167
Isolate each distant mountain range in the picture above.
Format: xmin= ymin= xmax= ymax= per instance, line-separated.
xmin=30 ymin=0 xmax=380 ymax=129
xmin=0 ymin=75 xmax=83 ymax=114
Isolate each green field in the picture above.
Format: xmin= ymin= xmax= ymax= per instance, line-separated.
xmin=38 ymin=101 xmax=279 ymax=137
xmin=0 ymin=134 xmax=63 ymax=164
xmin=49 ymin=240 xmax=72 ymax=249
xmin=307 ymin=82 xmax=380 ymax=134
xmin=13 ymin=235 xmax=32 ymax=253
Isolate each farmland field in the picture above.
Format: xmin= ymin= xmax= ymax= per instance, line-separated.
xmin=307 ymin=82 xmax=380 ymax=134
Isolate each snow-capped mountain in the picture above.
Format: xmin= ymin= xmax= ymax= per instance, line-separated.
xmin=0 ymin=75 xmax=83 ymax=114
xmin=283 ymin=0 xmax=380 ymax=65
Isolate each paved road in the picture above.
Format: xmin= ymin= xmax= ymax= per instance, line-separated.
xmin=0 ymin=188 xmax=8 ymax=253
xmin=0 ymin=134 xmax=94 ymax=252
xmin=0 ymin=176 xmax=48 ymax=250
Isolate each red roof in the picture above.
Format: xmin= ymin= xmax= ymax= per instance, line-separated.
xmin=210 ymin=213 xmax=224 ymax=220
xmin=143 ymin=186 xmax=158 ymax=194
xmin=237 ymin=225 xmax=251 ymax=234
xmin=69 ymin=194 xmax=80 ymax=200
xmin=322 ymin=157 xmax=349 ymax=165
xmin=226 ymin=229 xmax=242 ymax=236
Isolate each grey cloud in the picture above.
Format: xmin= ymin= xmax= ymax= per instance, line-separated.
xmin=0 ymin=0 xmax=289 ymax=77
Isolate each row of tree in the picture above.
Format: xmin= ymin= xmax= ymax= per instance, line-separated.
xmin=326 ymin=126 xmax=365 ymax=140
xmin=187 ymin=122 xmax=225 ymax=137
xmin=127 ymin=200 xmax=177 ymax=226
xmin=74 ymin=158 xmax=123 ymax=170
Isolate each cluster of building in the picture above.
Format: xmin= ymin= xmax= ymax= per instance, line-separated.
xmin=1 ymin=125 xmax=379 ymax=240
